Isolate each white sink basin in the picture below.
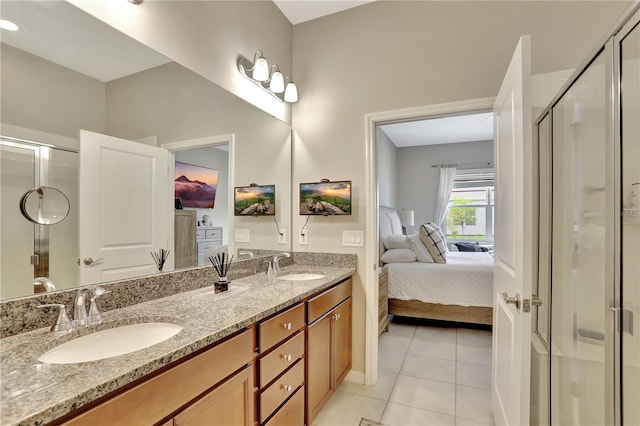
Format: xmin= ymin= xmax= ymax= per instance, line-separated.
xmin=278 ymin=273 xmax=325 ymax=281
xmin=38 ymin=322 xmax=182 ymax=364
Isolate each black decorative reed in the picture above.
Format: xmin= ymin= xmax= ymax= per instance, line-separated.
xmin=151 ymin=248 xmax=170 ymax=272
xmin=209 ymin=253 xmax=234 ymax=293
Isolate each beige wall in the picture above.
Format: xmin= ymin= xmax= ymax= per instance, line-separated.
xmin=68 ymin=0 xmax=293 ymax=122
xmin=0 ymin=43 xmax=105 ymax=138
xmin=291 ymin=1 xmax=631 ymax=377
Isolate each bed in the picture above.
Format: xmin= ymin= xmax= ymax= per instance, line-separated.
xmin=379 ymin=206 xmax=494 ymax=325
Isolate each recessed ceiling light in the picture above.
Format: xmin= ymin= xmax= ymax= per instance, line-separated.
xmin=0 ymin=19 xmax=19 ymax=32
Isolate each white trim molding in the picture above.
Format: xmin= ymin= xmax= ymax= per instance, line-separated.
xmin=363 ymin=97 xmax=495 ymax=386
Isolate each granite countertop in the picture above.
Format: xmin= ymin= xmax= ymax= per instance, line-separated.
xmin=0 ymin=264 xmax=355 ymax=426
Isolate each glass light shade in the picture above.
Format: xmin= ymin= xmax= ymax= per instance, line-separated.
xmin=253 ymin=56 xmax=269 ymax=82
xmin=0 ymin=19 xmax=19 ymax=31
xmin=284 ymin=82 xmax=298 ymax=103
xmin=269 ymin=71 xmax=285 ymax=93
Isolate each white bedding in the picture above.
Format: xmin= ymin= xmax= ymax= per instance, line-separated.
xmin=386 ymin=252 xmax=494 ymax=307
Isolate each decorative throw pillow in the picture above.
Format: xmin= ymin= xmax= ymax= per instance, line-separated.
xmin=427 ymin=222 xmax=448 ymax=252
xmin=407 ymin=233 xmax=434 ymax=263
xmin=384 ymin=234 xmax=411 ymax=250
xmin=454 ymin=241 xmax=479 ymax=252
xmin=418 ymin=223 xmax=447 ymax=264
xmin=380 ymin=248 xmax=417 ymax=264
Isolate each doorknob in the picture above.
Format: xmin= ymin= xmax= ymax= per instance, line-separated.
xmin=502 ymin=292 xmax=521 ymax=309
xmin=83 ymin=257 xmax=104 ymax=266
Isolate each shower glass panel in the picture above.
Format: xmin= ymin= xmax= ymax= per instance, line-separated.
xmin=620 ymin=20 xmax=640 ymax=426
xmin=550 ymin=49 xmax=614 ymax=425
xmin=0 ymin=143 xmax=37 ymax=298
xmin=0 ymin=139 xmax=78 ymax=298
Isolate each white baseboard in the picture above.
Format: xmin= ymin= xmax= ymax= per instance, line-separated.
xmin=343 ymin=369 xmax=365 ymax=385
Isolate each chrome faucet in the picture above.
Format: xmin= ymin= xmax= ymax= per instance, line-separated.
xmin=33 ymin=277 xmax=56 ymax=292
xmin=238 ymin=249 xmax=255 ymax=259
xmin=272 ymin=252 xmax=291 ymax=275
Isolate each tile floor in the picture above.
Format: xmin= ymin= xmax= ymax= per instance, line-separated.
xmin=312 ymin=318 xmax=494 ymax=426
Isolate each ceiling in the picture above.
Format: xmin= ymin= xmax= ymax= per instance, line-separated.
xmin=379 ymin=112 xmax=494 ymax=148
xmin=273 ymin=0 xmax=375 ymax=25
xmin=0 ymin=1 xmax=170 ymax=82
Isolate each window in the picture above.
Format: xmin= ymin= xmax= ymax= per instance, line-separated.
xmin=445 ymin=169 xmax=494 ymax=241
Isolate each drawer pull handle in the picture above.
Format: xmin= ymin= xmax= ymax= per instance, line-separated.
xmin=282 ymin=322 xmax=292 ymax=330
xmin=281 ymin=384 xmax=293 ymax=393
xmin=282 ymin=353 xmax=292 ymax=362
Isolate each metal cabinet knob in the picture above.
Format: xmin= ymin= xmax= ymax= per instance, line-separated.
xmin=282 ymin=322 xmax=292 ymax=330
xmin=282 ymin=354 xmax=292 ymax=362
xmin=281 ymin=384 xmax=292 ymax=393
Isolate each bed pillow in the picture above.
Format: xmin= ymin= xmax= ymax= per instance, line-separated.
xmin=427 ymin=222 xmax=448 ymax=252
xmin=454 ymin=242 xmax=490 ymax=252
xmin=418 ymin=223 xmax=447 ymax=264
xmin=384 ymin=234 xmax=411 ymax=249
xmin=380 ymin=248 xmax=417 ymax=264
xmin=407 ymin=233 xmax=434 ymax=263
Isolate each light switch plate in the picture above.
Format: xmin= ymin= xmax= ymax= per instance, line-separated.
xmin=278 ymin=229 xmax=287 ymax=245
xmin=342 ymin=230 xmax=363 ymax=247
xmin=235 ymin=228 xmax=250 ymax=243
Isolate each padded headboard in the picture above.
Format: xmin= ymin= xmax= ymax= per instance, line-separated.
xmin=379 ymin=206 xmax=403 ymax=258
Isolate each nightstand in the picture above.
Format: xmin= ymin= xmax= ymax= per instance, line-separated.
xmin=378 ymin=268 xmax=389 ymax=335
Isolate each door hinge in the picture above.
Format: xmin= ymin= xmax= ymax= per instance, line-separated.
xmin=30 ymin=254 xmax=39 ymax=266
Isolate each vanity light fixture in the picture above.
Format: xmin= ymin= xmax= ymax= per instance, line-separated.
xmin=238 ymin=50 xmax=298 ymax=103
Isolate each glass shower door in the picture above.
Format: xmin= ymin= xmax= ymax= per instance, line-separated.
xmin=550 ymin=47 xmax=615 ymax=425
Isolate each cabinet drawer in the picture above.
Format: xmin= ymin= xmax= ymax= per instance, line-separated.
xmin=259 ymin=331 xmax=304 ymax=387
xmin=196 ymin=229 xmax=206 ymax=239
xmin=259 ymin=303 xmax=304 ymax=353
xmin=263 ymin=385 xmax=304 ymax=426
xmin=307 ymin=278 xmax=352 ymax=324
xmin=259 ymin=360 xmax=304 ymax=422
xmin=63 ymin=329 xmax=253 ymax=426
xmin=206 ymin=228 xmax=222 ymax=239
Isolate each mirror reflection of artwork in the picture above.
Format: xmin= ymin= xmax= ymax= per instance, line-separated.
xmin=234 ymin=185 xmax=276 ymax=216
xmin=174 ymin=161 xmax=218 ymax=208
xmin=300 ymin=181 xmax=352 ymax=215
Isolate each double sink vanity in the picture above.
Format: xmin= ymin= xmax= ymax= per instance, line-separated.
xmin=0 ymin=253 xmax=356 ymax=426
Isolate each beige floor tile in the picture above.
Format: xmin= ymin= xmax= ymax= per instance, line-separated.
xmin=388 ymin=322 xmax=418 ymax=338
xmin=456 ymin=328 xmax=492 ymax=348
xmin=381 ymin=402 xmax=456 ymax=426
xmin=401 ymin=354 xmax=456 ymax=383
xmin=456 ymin=362 xmax=491 ymax=390
xmin=456 ymin=416 xmax=495 ymax=425
xmin=312 ymin=389 xmax=386 ymax=426
xmin=379 ymin=333 xmax=413 ymax=354
xmin=409 ymin=338 xmax=457 ymax=361
xmin=378 ymin=348 xmax=406 ymax=373
xmin=414 ymin=325 xmax=457 ymax=344
xmin=389 ymin=374 xmax=456 ymax=415
xmin=457 ymin=344 xmax=492 ymax=366
xmin=456 ymin=385 xmax=493 ymax=424
xmin=338 ymin=371 xmax=398 ymax=401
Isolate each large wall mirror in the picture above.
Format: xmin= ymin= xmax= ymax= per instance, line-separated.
xmin=0 ymin=0 xmax=292 ymax=300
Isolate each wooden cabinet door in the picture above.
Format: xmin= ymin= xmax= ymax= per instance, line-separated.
xmin=333 ymin=297 xmax=352 ymax=386
xmin=174 ymin=366 xmax=253 ymax=426
xmin=306 ymin=313 xmax=332 ymax=424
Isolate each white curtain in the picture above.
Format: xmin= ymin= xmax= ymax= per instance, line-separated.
xmin=433 ymin=166 xmax=457 ymax=227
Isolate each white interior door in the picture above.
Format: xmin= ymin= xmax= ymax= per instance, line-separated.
xmin=79 ymin=130 xmax=169 ymax=285
xmin=492 ymin=35 xmax=534 ymax=426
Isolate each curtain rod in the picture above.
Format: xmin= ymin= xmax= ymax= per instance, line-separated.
xmin=430 ymin=161 xmax=493 ymax=169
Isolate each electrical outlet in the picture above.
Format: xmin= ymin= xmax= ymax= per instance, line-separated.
xmin=299 ymin=229 xmax=308 ymax=245
xmin=235 ymin=228 xmax=250 ymax=243
xmin=278 ymin=229 xmax=287 ymax=245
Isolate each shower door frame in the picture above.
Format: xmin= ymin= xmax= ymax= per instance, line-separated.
xmin=533 ymin=4 xmax=640 ymax=424
xmin=0 ymin=136 xmax=77 ymax=287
